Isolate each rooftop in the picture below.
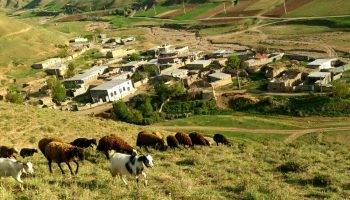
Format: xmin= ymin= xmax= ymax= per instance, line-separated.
xmin=91 ymin=79 xmax=130 ymax=90
xmin=308 ymin=72 xmax=331 ymax=78
xmin=308 ymin=58 xmax=338 ymax=66
xmin=188 ymin=60 xmax=212 ymax=65
xmin=209 ymin=71 xmax=231 ymax=79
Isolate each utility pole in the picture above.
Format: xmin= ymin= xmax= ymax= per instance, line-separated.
xmin=182 ymin=0 xmax=186 ymax=14
xmin=224 ymin=3 xmax=227 ymax=15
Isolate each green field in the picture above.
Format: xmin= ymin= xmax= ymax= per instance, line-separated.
xmin=173 ymin=3 xmax=219 ymax=20
xmin=285 ymin=0 xmax=350 ymax=17
xmin=0 ymin=102 xmax=349 ymax=199
xmin=135 ymin=5 xmax=181 ymax=18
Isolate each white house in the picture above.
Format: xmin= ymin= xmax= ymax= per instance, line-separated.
xmin=90 ymin=79 xmax=135 ymax=102
xmin=307 ymin=58 xmax=338 ymax=70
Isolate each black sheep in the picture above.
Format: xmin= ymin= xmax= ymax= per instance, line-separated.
xmin=213 ymin=134 xmax=230 ymax=146
xmin=20 ymin=148 xmax=38 ymax=158
xmin=70 ymin=138 xmax=97 ymax=149
xmin=166 ymin=135 xmax=180 ymax=149
xmin=0 ymin=146 xmax=18 ymax=158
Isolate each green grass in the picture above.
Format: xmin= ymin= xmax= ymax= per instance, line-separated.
xmin=0 ymin=102 xmax=349 ymax=199
xmin=5 ymin=67 xmax=43 ymax=79
xmin=173 ymin=3 xmax=219 ymax=20
xmin=135 ymin=5 xmax=180 ymax=18
xmin=285 ymin=0 xmax=350 ymax=17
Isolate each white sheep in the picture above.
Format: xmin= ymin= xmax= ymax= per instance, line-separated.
xmin=109 ymin=151 xmax=153 ymax=186
xmin=0 ymin=158 xmax=34 ymax=183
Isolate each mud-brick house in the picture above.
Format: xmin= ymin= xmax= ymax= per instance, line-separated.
xmin=185 ymin=60 xmax=212 ymax=70
xmin=90 ymin=79 xmax=135 ymax=103
xmin=45 ymin=64 xmax=68 ymax=77
xmin=268 ymin=70 xmax=302 ymax=92
xmin=32 ymin=58 xmax=62 ymax=69
xmin=307 ymin=72 xmax=332 ymax=85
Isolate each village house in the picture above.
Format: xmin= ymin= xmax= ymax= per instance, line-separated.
xmin=105 ymin=48 xmax=136 ymax=59
xmin=32 ymin=58 xmax=62 ymax=69
xmin=121 ymin=60 xmax=147 ymax=72
xmin=186 ymin=60 xmax=212 ymax=69
xmin=161 ymin=69 xmax=188 ymax=79
xmin=69 ymin=37 xmax=89 ymax=44
xmin=108 ymin=72 xmax=133 ymax=81
xmin=307 ymin=72 xmax=332 ymax=85
xmin=244 ymin=53 xmax=284 ymax=72
xmin=210 ymin=50 xmax=234 ymax=58
xmin=44 ymin=64 xmax=68 ymax=77
xmin=262 ymin=64 xmax=286 ymax=79
xmin=90 ymin=79 xmax=135 ymax=103
xmin=64 ymin=65 xmax=109 ymax=96
xmin=268 ymin=70 xmax=302 ymax=92
xmin=208 ymin=71 xmax=232 ymax=82
xmin=307 ymin=58 xmax=338 ymax=70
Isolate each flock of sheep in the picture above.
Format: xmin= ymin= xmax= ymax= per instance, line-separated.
xmin=0 ymin=131 xmax=230 ymax=186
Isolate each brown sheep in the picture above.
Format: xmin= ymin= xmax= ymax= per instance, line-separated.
xmin=213 ymin=134 xmax=230 ymax=146
xmin=189 ymin=132 xmax=210 ymax=146
xmin=175 ymin=132 xmax=193 ymax=147
xmin=166 ymin=135 xmax=180 ymax=149
xmin=97 ymin=134 xmax=134 ymax=159
xmin=0 ymin=146 xmax=18 ymax=158
xmin=137 ymin=131 xmax=167 ymax=150
xmin=38 ymin=137 xmax=63 ymax=155
xmin=44 ymin=142 xmax=84 ymax=175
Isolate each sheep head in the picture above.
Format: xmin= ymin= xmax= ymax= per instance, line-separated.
xmin=90 ymin=139 xmax=97 ymax=146
xmin=138 ymin=155 xmax=154 ymax=168
xmin=22 ymin=162 xmax=34 ymax=174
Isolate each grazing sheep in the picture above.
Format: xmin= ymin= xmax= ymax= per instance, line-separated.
xmin=70 ymin=138 xmax=97 ymax=149
xmin=175 ymin=132 xmax=193 ymax=147
xmin=136 ymin=131 xmax=167 ymax=150
xmin=38 ymin=137 xmax=63 ymax=155
xmin=0 ymin=158 xmax=34 ymax=183
xmin=152 ymin=132 xmax=163 ymax=139
xmin=20 ymin=148 xmax=38 ymax=158
xmin=166 ymin=135 xmax=180 ymax=149
xmin=109 ymin=151 xmax=153 ymax=186
xmin=44 ymin=142 xmax=84 ymax=175
xmin=189 ymin=132 xmax=210 ymax=146
xmin=213 ymin=134 xmax=230 ymax=146
xmin=97 ymin=134 xmax=134 ymax=159
xmin=0 ymin=146 xmax=18 ymax=158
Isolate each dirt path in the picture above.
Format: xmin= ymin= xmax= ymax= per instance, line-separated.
xmin=1 ymin=27 xmax=32 ymax=38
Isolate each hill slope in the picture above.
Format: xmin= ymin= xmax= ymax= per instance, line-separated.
xmin=0 ymin=102 xmax=349 ymax=199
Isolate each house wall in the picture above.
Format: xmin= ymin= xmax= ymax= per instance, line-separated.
xmin=91 ymin=80 xmax=135 ymax=103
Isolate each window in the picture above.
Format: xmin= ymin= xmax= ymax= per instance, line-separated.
xmin=119 ymin=89 xmax=122 ymax=93
xmin=110 ymin=92 xmax=113 ymax=97
xmin=114 ymin=91 xmax=117 ymax=95
xmin=123 ymin=87 xmax=125 ymax=91
xmin=127 ymin=87 xmax=130 ymax=91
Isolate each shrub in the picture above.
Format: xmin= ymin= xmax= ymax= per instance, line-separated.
xmin=229 ymin=97 xmax=255 ymax=110
xmin=332 ymin=80 xmax=350 ymax=99
xmin=127 ymin=53 xmax=141 ymax=62
xmin=225 ymin=54 xmax=241 ymax=71
xmin=277 ymin=161 xmax=306 ymax=173
xmin=66 ymin=63 xmax=76 ymax=78
xmin=47 ymin=77 xmax=66 ymax=103
xmin=312 ymin=173 xmax=332 ymax=187
xmin=6 ymin=86 xmax=24 ymax=104
xmin=131 ymin=71 xmax=145 ymax=82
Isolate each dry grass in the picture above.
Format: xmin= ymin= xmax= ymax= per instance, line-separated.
xmin=0 ymin=102 xmax=349 ymax=199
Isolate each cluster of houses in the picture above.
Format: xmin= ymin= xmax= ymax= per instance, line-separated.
xmin=26 ymin=33 xmax=349 ymax=111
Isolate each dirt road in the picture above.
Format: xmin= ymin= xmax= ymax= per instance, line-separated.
xmin=1 ymin=27 xmax=32 ymax=38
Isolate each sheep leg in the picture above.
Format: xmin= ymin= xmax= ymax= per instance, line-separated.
xmin=142 ymin=172 xmax=148 ymax=186
xmin=216 ymin=142 xmax=219 ymax=146
xmin=57 ymin=163 xmax=65 ymax=174
xmin=121 ymin=176 xmax=128 ymax=186
xmin=74 ymin=160 xmax=79 ymax=175
xmin=104 ymin=151 xmax=110 ymax=160
xmin=48 ymin=160 xmax=53 ymax=173
xmin=14 ymin=174 xmax=23 ymax=184
xmin=66 ymin=162 xmax=74 ymax=175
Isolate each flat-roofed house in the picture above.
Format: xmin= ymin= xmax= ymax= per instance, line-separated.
xmin=161 ymin=69 xmax=188 ymax=79
xmin=268 ymin=70 xmax=302 ymax=92
xmin=307 ymin=58 xmax=338 ymax=70
xmin=121 ymin=60 xmax=147 ymax=72
xmin=44 ymin=64 xmax=68 ymax=76
xmin=32 ymin=58 xmax=62 ymax=69
xmin=186 ymin=60 xmax=212 ymax=69
xmin=307 ymin=72 xmax=332 ymax=85
xmin=208 ymin=71 xmax=231 ymax=82
xmin=90 ymin=79 xmax=135 ymax=102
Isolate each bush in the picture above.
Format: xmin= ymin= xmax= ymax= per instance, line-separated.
xmin=6 ymin=86 xmax=24 ymax=104
xmin=332 ymin=81 xmax=350 ymax=99
xmin=127 ymin=53 xmax=141 ymax=62
xmin=131 ymin=71 xmax=145 ymax=82
xmin=229 ymin=97 xmax=255 ymax=110
xmin=225 ymin=54 xmax=241 ymax=72
xmin=312 ymin=173 xmax=332 ymax=187
xmin=277 ymin=161 xmax=306 ymax=173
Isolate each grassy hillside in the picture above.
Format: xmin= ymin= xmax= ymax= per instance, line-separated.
xmin=0 ymin=102 xmax=349 ymax=199
xmin=0 ymin=14 xmax=68 ymax=67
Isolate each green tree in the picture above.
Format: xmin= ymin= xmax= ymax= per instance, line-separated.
xmin=225 ymin=54 xmax=243 ymax=89
xmin=66 ymin=63 xmax=76 ymax=78
xmin=47 ymin=76 xmax=66 ymax=103
xmin=131 ymin=71 xmax=145 ymax=82
xmin=113 ymin=100 xmax=132 ymax=121
xmin=332 ymin=81 xmax=350 ymax=99
xmin=6 ymin=85 xmax=24 ymax=104
xmin=127 ymin=53 xmax=141 ymax=61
